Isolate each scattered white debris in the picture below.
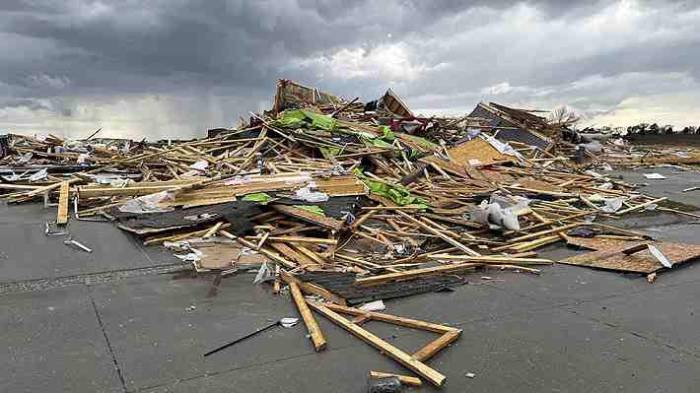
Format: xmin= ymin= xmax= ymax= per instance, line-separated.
xmin=253 ymin=262 xmax=273 ymax=285
xmin=359 ymin=300 xmax=386 ymax=312
xmin=119 ymin=190 xmax=174 ymax=214
xmin=600 ymin=163 xmax=614 ymax=171
xmin=643 ymin=173 xmax=666 ymax=179
xmin=648 ymin=245 xmax=672 ymax=268
xmin=189 ymin=160 xmax=209 ymax=171
xmin=294 ymin=184 xmax=329 ymax=202
xmin=28 ymin=168 xmax=48 ymax=182
xmin=280 ymin=317 xmax=300 ymax=328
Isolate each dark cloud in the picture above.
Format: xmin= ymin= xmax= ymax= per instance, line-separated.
xmin=0 ymin=0 xmax=698 ymax=137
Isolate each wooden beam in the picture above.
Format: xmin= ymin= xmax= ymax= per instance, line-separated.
xmin=323 ymin=303 xmax=457 ymax=334
xmin=273 ymin=205 xmax=344 ymax=231
xmin=412 ymin=330 xmax=461 ymax=362
xmin=308 ymin=301 xmax=446 ymax=387
xmin=280 ymin=271 xmax=346 ymax=305
xmin=354 ymin=262 xmax=481 ymax=287
xmin=428 ymin=255 xmax=553 ymax=265
xmin=616 ymin=197 xmax=667 ymax=215
xmin=56 ymin=181 xmax=70 ymax=225
xmin=397 ymin=211 xmax=480 ymax=256
xmin=269 ymin=243 xmax=318 ymax=268
xmin=289 ymin=282 xmax=327 ymax=351
xmin=218 ymin=230 xmax=297 ymax=269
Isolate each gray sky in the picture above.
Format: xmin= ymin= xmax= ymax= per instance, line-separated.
xmin=1 ymin=0 xmax=699 ymax=139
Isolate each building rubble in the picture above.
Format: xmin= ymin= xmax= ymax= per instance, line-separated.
xmin=2 ymin=79 xmax=699 ymax=388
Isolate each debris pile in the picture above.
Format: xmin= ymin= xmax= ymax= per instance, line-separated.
xmin=1 ymin=79 xmax=696 ymax=387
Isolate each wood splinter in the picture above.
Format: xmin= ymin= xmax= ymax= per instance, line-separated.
xmin=289 ymin=281 xmax=327 ymax=352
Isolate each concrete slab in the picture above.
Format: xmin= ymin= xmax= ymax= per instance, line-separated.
xmin=87 ymin=273 xmax=368 ymax=391
xmin=0 ymin=214 xmax=179 ymax=283
xmin=139 ymin=341 xmax=410 ymax=393
xmin=0 ymin=285 xmax=123 ymax=393
xmin=0 ymin=201 xmax=55 ymax=225
xmin=613 ymin=167 xmax=700 ymax=207
xmin=140 ymin=307 xmax=700 ymax=393
xmin=569 ymin=280 xmax=700 ymax=356
xmin=481 ymin=263 xmax=650 ymax=306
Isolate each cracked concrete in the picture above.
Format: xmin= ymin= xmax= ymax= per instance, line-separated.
xmin=2 ymin=167 xmax=700 ymax=392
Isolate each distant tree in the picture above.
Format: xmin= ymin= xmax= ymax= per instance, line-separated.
xmin=548 ymin=106 xmax=580 ymax=128
xmin=663 ymin=125 xmax=674 ymax=134
xmin=649 ymin=123 xmax=659 ymax=135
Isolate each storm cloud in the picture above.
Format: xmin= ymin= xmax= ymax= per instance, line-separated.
xmin=0 ymin=0 xmax=698 ymax=139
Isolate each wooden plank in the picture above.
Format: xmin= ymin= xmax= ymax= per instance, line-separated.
xmin=412 ymin=330 xmax=461 ymax=362
xmin=369 ymin=371 xmax=422 ymax=387
xmin=262 ymin=236 xmax=337 ymax=245
xmin=218 ymin=230 xmax=297 ymax=269
xmin=354 ymin=262 xmax=481 ymax=287
xmin=506 ymin=222 xmax=580 ymax=243
xmin=308 ymin=301 xmax=446 ymax=387
xmin=279 ymin=271 xmax=346 ymax=305
xmin=56 ymin=181 xmax=70 ymax=225
xmin=428 ymin=255 xmax=553 ymax=265
xmin=324 ymin=303 xmax=456 ymax=334
xmin=616 ymin=197 xmax=667 ymax=215
xmin=289 ymin=282 xmax=327 ymax=352
xmin=397 ymin=211 xmax=480 ymax=256
xmin=269 ymin=243 xmax=318 ymax=268
xmin=273 ymin=205 xmax=344 ymax=231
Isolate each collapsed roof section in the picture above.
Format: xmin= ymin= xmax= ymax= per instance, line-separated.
xmin=375 ymin=88 xmax=414 ymax=118
xmin=272 ymin=79 xmax=347 ymax=115
xmin=467 ymin=102 xmax=554 ymax=150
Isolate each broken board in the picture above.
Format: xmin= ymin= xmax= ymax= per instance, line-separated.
xmin=562 ymin=238 xmax=700 ymax=273
xmin=420 ymin=137 xmax=513 ymax=176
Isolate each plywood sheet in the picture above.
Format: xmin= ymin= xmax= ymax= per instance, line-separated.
xmin=561 ymin=239 xmax=700 ymax=273
xmin=420 ymin=138 xmax=514 ymax=176
xmin=194 ymin=243 xmax=269 ymax=270
xmin=566 ymin=237 xmax=630 ymax=250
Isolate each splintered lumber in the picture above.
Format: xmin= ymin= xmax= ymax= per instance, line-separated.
xmin=11 ymin=177 xmax=82 ymax=203
xmin=412 ymin=329 xmax=461 ymax=361
xmin=397 ymin=211 xmax=480 ymax=256
xmin=308 ymin=301 xmax=447 ymax=387
xmin=264 ymin=236 xmax=337 ymax=245
xmin=615 ymin=197 xmax=667 ymax=215
xmin=324 ymin=303 xmax=458 ymax=334
xmin=280 ymin=270 xmax=346 ymax=305
xmin=428 ymin=255 xmax=553 ymax=265
xmin=355 ymin=262 xmax=481 ymax=287
xmin=218 ymin=230 xmax=297 ymax=269
xmin=269 ymin=243 xmax=319 ymax=268
xmin=369 ymin=371 xmax=422 ymax=387
xmin=506 ymin=222 xmax=580 ymax=243
xmin=273 ymin=205 xmax=344 ymax=231
xmin=56 ymin=181 xmax=70 ymax=225
xmin=289 ymin=281 xmax=327 ymax=351
xmin=202 ymin=222 xmax=224 ymax=238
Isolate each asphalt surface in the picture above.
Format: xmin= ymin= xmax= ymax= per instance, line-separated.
xmin=2 ymin=166 xmax=700 ymax=393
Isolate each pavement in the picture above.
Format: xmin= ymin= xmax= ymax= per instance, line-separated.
xmin=2 ymin=166 xmax=700 ymax=393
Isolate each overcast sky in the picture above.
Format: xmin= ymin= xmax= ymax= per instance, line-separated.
xmin=1 ymin=0 xmax=699 ymax=139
